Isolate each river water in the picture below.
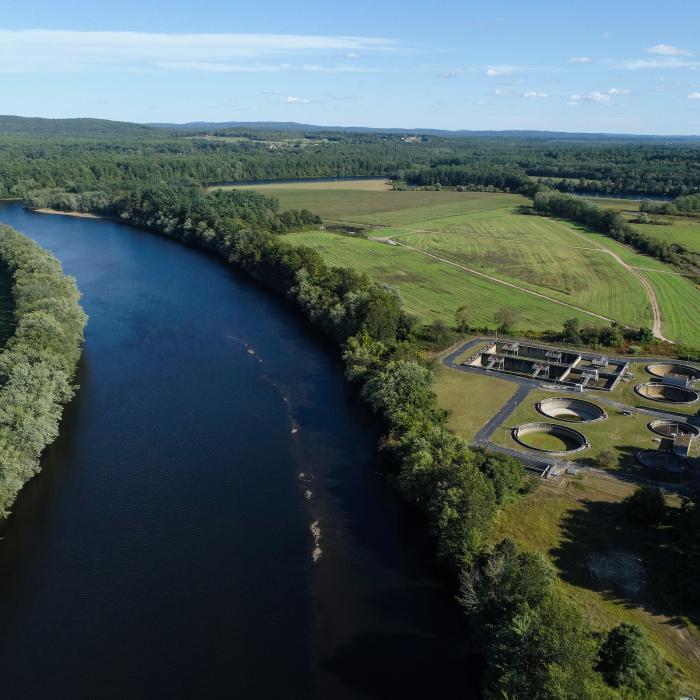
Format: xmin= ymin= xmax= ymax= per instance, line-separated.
xmin=0 ymin=203 xmax=478 ymax=699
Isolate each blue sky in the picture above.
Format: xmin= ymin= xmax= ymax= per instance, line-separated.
xmin=3 ymin=0 xmax=700 ymax=133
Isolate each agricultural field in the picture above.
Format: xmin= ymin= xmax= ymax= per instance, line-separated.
xmin=542 ymin=219 xmax=700 ymax=345
xmin=286 ymin=229 xmax=596 ymax=331
xmin=632 ymin=219 xmax=700 ymax=256
xmin=582 ymin=196 xmax=700 ymax=255
xmin=250 ymin=181 xmax=700 ymax=343
xmin=493 ymin=477 xmax=700 ymax=693
xmin=225 ymin=180 xmax=525 ymax=224
xmin=381 ymin=209 xmax=652 ymax=325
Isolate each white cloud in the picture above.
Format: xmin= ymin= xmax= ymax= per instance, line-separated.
xmin=0 ymin=28 xmax=397 ymax=73
xmin=493 ymin=88 xmax=510 ymax=96
xmin=283 ymin=95 xmax=311 ymax=104
xmin=301 ymin=63 xmax=373 ymax=72
xmin=646 ymin=44 xmax=692 ymax=56
xmin=622 ymin=57 xmax=700 ymax=70
xmin=344 ymin=52 xmax=360 ymax=59
xmin=568 ymin=88 xmax=630 ymax=104
xmin=569 ymin=56 xmax=592 ymax=64
xmin=689 ymin=92 xmax=700 ymax=99
xmin=523 ymin=91 xmax=548 ymax=98
xmin=485 ymin=64 xmax=518 ymax=77
xmin=436 ymin=70 xmax=459 ymax=79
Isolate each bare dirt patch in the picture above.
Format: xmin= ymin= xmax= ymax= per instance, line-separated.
xmin=587 ymin=550 xmax=646 ymax=598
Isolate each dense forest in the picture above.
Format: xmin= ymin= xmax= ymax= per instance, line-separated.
xmin=1 ymin=116 xmax=700 ymax=199
xmin=0 ymin=225 xmax=87 ymax=515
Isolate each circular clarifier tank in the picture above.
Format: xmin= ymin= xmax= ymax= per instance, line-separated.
xmin=634 ymin=383 xmax=699 ymax=404
xmin=647 ymin=419 xmax=699 ymax=438
xmin=646 ymin=363 xmax=700 ymax=381
xmin=513 ymin=422 xmax=589 ymax=454
xmin=536 ymin=397 xmax=607 ymax=423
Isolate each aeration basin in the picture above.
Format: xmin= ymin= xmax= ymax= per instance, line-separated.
xmin=513 ymin=422 xmax=589 ymax=454
xmin=536 ymin=397 xmax=607 ymax=423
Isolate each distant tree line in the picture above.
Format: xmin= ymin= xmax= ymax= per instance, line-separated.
xmin=640 ymin=192 xmax=700 ymax=216
xmin=2 ymin=122 xmax=700 ymax=199
xmin=0 ymin=226 xmax=87 ymax=515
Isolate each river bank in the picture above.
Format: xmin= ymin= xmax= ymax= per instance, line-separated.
xmin=0 ymin=202 xmax=479 ymax=699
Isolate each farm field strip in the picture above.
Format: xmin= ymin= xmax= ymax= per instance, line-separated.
xmin=547 ymin=219 xmax=700 ymax=344
xmin=371 ymin=212 xmax=653 ymax=327
xmin=392 ymin=238 xmax=620 ymax=324
xmin=283 ymin=230 xmax=600 ymax=330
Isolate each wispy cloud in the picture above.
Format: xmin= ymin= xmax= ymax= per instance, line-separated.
xmin=436 ymin=70 xmax=460 ymax=79
xmin=484 ymin=64 xmax=521 ymax=77
xmin=301 ymin=63 xmax=375 ymax=73
xmin=622 ymin=57 xmax=700 ymax=70
xmin=689 ymin=92 xmax=700 ymax=100
xmin=283 ymin=95 xmax=311 ymax=104
xmin=0 ymin=28 xmax=397 ymax=73
xmin=568 ymin=88 xmax=630 ymax=105
xmin=646 ymin=44 xmax=692 ymax=56
xmin=568 ymin=56 xmax=592 ymax=64
xmin=523 ymin=91 xmax=548 ymax=98
xmin=157 ymin=61 xmax=291 ymax=73
xmin=344 ymin=52 xmax=360 ymax=60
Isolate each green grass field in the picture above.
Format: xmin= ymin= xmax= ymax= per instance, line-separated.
xmin=434 ymin=365 xmax=517 ymax=441
xmin=383 ymin=209 xmax=652 ymax=325
xmin=227 ymin=182 xmax=526 ymax=225
xmin=285 ymin=229 xmax=599 ymax=330
xmin=544 ymin=220 xmax=700 ymax=345
xmin=252 ymin=184 xmax=700 ymax=343
xmin=632 ymin=220 xmax=700 ymax=255
xmin=493 ymin=479 xmax=700 ymax=693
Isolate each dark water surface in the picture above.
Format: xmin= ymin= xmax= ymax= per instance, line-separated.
xmin=0 ymin=204 xmax=478 ymax=699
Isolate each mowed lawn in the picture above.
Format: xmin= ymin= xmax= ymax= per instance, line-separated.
xmin=434 ymin=366 xmax=517 ymax=441
xmin=284 ymin=229 xmax=599 ymax=331
xmin=385 ymin=209 xmax=652 ymax=326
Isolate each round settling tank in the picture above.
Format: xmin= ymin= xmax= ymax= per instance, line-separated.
xmin=634 ymin=383 xmax=699 ymax=404
xmin=536 ymin=397 xmax=607 ymax=423
xmin=646 ymin=363 xmax=700 ymax=382
xmin=647 ymin=420 xmax=699 ymax=438
xmin=513 ymin=422 xmax=589 ymax=454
